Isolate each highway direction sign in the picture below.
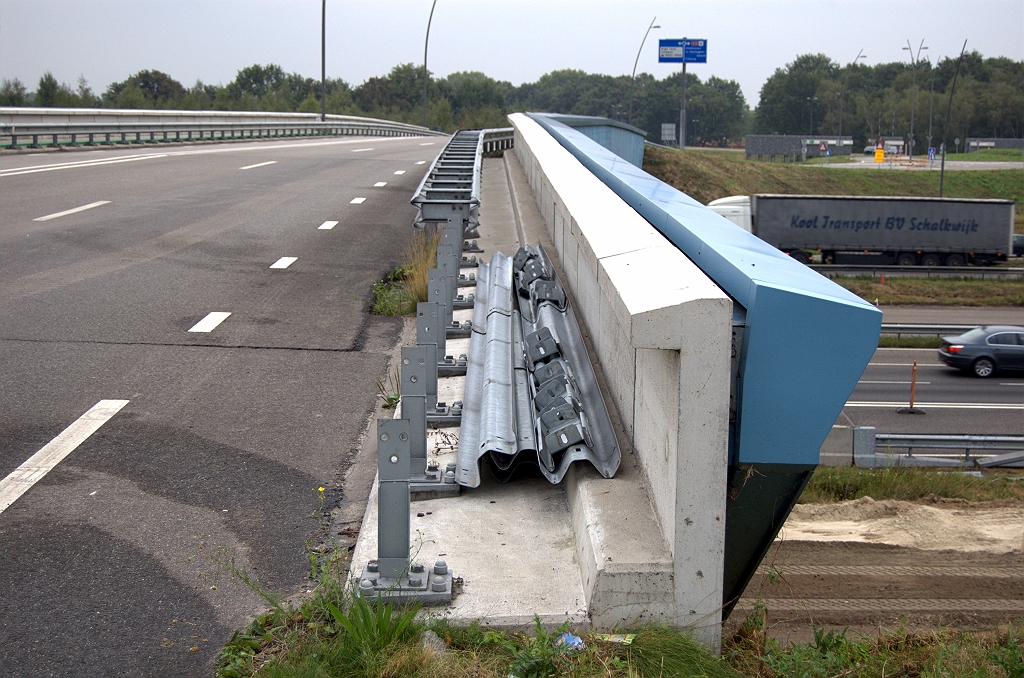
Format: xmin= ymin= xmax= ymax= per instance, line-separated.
xmin=659 ymin=39 xmax=707 ymax=63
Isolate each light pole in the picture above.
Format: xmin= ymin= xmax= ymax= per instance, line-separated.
xmin=926 ymin=57 xmax=935 ymax=155
xmin=806 ymin=96 xmax=818 ymax=135
xmin=321 ymin=0 xmax=327 ymax=122
xmin=838 ymin=49 xmax=866 ymax=142
xmin=628 ymin=17 xmax=659 ymax=126
xmin=423 ymin=0 xmax=438 ymax=130
xmin=902 ymin=39 xmax=927 ymax=159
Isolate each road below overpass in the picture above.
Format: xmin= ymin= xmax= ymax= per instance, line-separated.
xmin=843 ymin=348 xmax=1023 ymax=436
xmin=0 ymin=137 xmax=442 ymax=676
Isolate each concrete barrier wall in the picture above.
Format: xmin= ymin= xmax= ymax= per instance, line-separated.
xmin=510 ymin=112 xmax=732 ymax=645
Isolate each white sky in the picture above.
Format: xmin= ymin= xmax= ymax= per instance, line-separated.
xmin=1 ymin=0 xmax=1021 ymax=106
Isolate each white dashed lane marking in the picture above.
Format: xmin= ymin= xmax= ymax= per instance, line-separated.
xmin=239 ymin=161 xmax=277 ymax=170
xmin=352 ymin=148 xmax=374 ymax=153
xmin=188 ymin=312 xmax=231 ymax=333
xmin=394 ymin=170 xmax=406 ymax=175
xmin=350 ymin=197 xmax=366 ymax=204
xmin=415 ymin=161 xmax=426 ymax=165
xmin=0 ymin=400 xmax=130 ymax=514
xmin=420 ymin=142 xmax=435 ymax=146
xmin=374 ymin=182 xmax=387 ymax=187
xmin=269 ymin=257 xmax=297 ymax=269
xmin=33 ymin=200 xmax=111 ymax=222
xmin=318 ymin=221 xmax=339 ymax=230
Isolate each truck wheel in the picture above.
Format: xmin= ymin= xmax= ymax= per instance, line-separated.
xmin=922 ymin=253 xmax=941 ymax=267
xmin=896 ymin=253 xmax=916 ymax=266
xmin=789 ymin=251 xmax=811 ymax=265
xmin=972 ymin=357 xmax=995 ymax=378
xmin=945 ymin=253 xmax=965 ymax=267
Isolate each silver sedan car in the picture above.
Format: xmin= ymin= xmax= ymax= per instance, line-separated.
xmin=938 ymin=325 xmax=1024 ymax=377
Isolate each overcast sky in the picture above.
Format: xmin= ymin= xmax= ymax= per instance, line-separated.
xmin=1 ymin=0 xmax=1021 ymax=106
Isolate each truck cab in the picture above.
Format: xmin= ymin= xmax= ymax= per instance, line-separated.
xmin=707 ymin=195 xmax=752 ymax=232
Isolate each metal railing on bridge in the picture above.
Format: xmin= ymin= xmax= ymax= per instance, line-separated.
xmin=0 ymin=107 xmax=444 ymax=149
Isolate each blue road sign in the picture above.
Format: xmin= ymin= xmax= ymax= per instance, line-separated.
xmin=659 ymin=39 xmax=707 ymax=63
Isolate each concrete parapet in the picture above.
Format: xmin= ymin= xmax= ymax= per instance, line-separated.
xmin=510 ymin=113 xmax=732 ymax=646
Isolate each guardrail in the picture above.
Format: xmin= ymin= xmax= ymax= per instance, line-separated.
xmin=813 ymin=264 xmax=1024 ymax=280
xmin=880 ymin=323 xmax=977 ymax=338
xmin=877 ymin=433 xmax=1024 ymax=458
xmin=481 ymin=127 xmax=514 ymax=154
xmin=0 ymin=106 xmax=443 ymax=149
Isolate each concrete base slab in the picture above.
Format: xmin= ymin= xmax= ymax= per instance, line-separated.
xmin=350 ymin=453 xmax=589 ymax=627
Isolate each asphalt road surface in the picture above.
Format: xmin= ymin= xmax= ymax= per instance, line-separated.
xmin=0 ymin=137 xmax=443 ymax=676
xmin=842 ymin=348 xmax=1024 ymax=435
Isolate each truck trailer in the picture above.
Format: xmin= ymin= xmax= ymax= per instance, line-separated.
xmin=707 ymin=194 xmax=1014 ymax=266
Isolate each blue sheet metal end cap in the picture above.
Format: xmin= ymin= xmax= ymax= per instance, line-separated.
xmin=735 ymin=282 xmax=882 ymax=466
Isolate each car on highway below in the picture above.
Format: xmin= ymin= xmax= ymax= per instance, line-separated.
xmin=1013 ymin=233 xmax=1023 ymax=257
xmin=938 ymin=325 xmax=1024 ymax=377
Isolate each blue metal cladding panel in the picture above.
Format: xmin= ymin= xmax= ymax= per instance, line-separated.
xmin=527 ymin=113 xmax=882 ymax=466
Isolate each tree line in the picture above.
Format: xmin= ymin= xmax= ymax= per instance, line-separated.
xmin=756 ymin=51 xmax=1024 ymax=152
xmin=1 ymin=50 xmax=1020 ymax=150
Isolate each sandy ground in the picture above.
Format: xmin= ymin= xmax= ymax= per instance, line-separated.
xmin=727 ymin=499 xmax=1024 ymax=645
xmin=782 ymin=497 xmax=1024 ymax=554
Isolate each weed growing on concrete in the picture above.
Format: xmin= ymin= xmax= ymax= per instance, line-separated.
xmin=375 ymin=366 xmax=400 ymax=408
xmin=402 ymin=228 xmax=440 ymax=304
xmin=370 ymin=266 xmax=414 ymax=316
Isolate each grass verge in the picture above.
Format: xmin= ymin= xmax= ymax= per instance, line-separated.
xmin=643 ymin=145 xmax=1024 ymax=233
xmin=370 ymin=230 xmax=441 ymax=316
xmin=829 ymin=275 xmax=1024 ymax=306
xmin=726 ymin=605 xmax=1024 ymax=678
xmin=800 ymin=466 xmax=1024 ymax=504
xmin=878 ymin=335 xmax=942 ymax=348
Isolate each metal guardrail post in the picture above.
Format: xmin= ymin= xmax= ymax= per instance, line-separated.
xmin=355 ymin=418 xmax=453 ymax=604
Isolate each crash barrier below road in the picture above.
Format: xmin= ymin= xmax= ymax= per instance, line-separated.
xmin=0 ymin=107 xmax=444 ymax=148
xmin=514 ymin=111 xmax=882 ymax=644
xmin=822 ymin=426 xmax=1024 ymax=468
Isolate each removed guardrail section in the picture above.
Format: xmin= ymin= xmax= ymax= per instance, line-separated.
xmin=520 ymin=112 xmax=882 ymax=623
xmin=0 ymin=106 xmax=443 ymax=148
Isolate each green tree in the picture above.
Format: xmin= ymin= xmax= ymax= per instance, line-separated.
xmin=0 ymin=78 xmax=28 ymax=106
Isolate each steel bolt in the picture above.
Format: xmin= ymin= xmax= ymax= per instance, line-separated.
xmin=360 ymin=578 xmax=374 ymax=594
xmin=411 ymin=563 xmax=425 ymax=573
xmin=367 ymin=561 xmax=379 ymax=573
xmin=444 ymin=470 xmax=455 ymax=484
xmin=433 ymin=559 xmax=448 ymax=576
xmin=431 ymin=575 xmax=447 ymax=592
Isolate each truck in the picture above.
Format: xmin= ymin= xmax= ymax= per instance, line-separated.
xmin=706 ymin=194 xmax=1015 ymax=266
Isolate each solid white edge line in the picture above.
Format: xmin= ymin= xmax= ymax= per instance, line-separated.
xmin=239 ymin=160 xmax=277 ymax=170
xmin=188 ymin=311 xmax=231 ymax=333
xmin=318 ymin=220 xmax=339 ymax=230
xmin=269 ymin=256 xmax=298 ymax=269
xmin=33 ymin=200 xmax=111 ymax=222
xmin=419 ymin=142 xmax=435 ymax=146
xmin=350 ymin=197 xmax=366 ymax=204
xmin=845 ymin=401 xmax=1024 ymax=410
xmin=2 ymin=154 xmax=166 ymax=177
xmin=0 ymin=400 xmax=129 ymax=514
xmin=374 ymin=181 xmax=387 ymax=187
xmin=858 ymin=381 xmax=932 ymax=385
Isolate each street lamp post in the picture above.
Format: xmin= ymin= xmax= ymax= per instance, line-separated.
xmin=903 ymin=39 xmax=928 ymax=159
xmin=321 ymin=0 xmax=326 ymax=122
xmin=423 ymin=0 xmax=438 ymax=130
xmin=926 ymin=57 xmax=935 ymax=155
xmin=838 ymin=49 xmax=866 ymax=141
xmin=806 ymin=96 xmax=818 ymax=135
xmin=628 ymin=17 xmax=659 ymax=126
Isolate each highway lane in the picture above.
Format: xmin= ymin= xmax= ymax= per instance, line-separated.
xmin=0 ymin=136 xmax=441 ymax=676
xmin=842 ymin=348 xmax=1024 ymax=435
